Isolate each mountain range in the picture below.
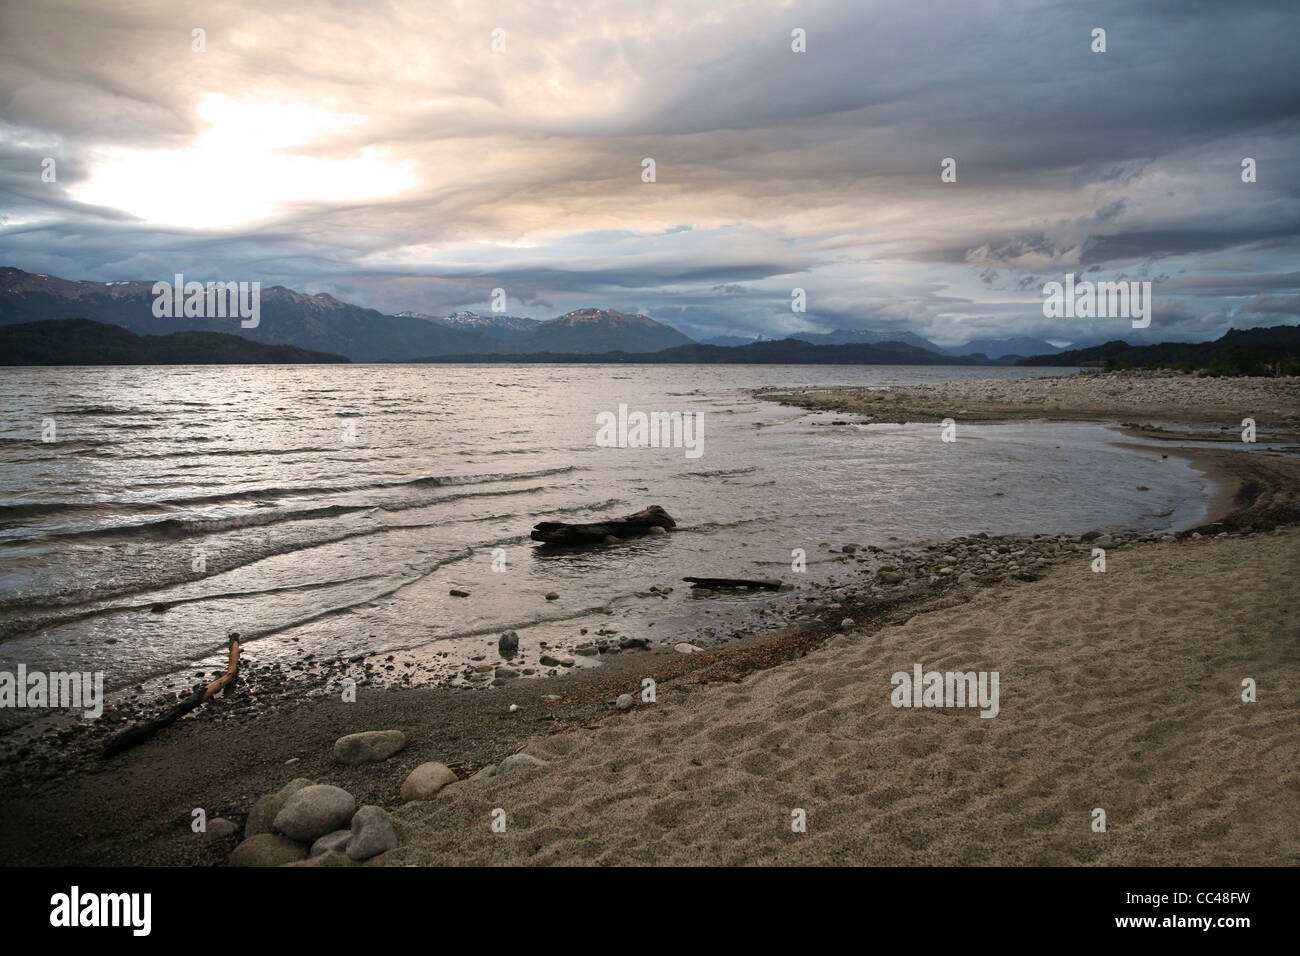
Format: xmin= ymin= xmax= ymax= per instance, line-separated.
xmin=0 ymin=267 xmax=1221 ymax=365
xmin=408 ymin=337 xmax=990 ymax=365
xmin=0 ymin=268 xmax=500 ymax=362
xmin=0 ymin=269 xmax=691 ymax=361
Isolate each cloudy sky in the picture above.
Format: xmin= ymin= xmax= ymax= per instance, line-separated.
xmin=2 ymin=0 xmax=1298 ymax=347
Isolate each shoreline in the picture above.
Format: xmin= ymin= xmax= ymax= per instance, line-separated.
xmin=2 ymin=370 xmax=1297 ymax=866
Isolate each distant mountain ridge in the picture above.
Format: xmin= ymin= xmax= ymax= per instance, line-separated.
xmin=0 ymin=318 xmax=348 ymax=365
xmin=528 ymin=308 xmax=694 ymax=353
xmin=396 ymin=311 xmax=543 ymax=337
xmin=951 ymin=336 xmax=1067 ymax=360
xmin=1018 ymin=326 xmax=1300 ymax=374
xmin=787 ymin=327 xmax=950 ymax=354
xmin=716 ymin=328 xmax=1067 ymax=359
xmin=407 ymin=337 xmax=996 ymax=365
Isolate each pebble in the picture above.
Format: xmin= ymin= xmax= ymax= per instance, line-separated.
xmin=615 ymin=693 xmax=634 ymax=711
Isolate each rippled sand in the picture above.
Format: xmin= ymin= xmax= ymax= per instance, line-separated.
xmin=382 ymin=527 xmax=1299 ymax=865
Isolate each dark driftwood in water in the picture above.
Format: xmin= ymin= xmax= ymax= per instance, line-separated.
xmin=531 ymin=505 xmax=676 ymax=544
xmin=102 ymin=635 xmax=241 ymax=758
xmin=683 ymin=576 xmax=783 ymax=590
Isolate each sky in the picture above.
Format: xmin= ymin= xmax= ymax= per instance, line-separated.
xmin=1 ymin=0 xmax=1298 ymax=347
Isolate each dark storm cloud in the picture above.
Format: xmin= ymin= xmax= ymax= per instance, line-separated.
xmin=0 ymin=0 xmax=1297 ymax=344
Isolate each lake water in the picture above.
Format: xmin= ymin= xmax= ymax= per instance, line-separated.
xmin=0 ymin=363 xmax=1215 ymax=702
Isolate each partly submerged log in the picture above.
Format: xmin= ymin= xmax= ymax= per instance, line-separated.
xmin=102 ymin=633 xmax=241 ymax=758
xmin=531 ymin=505 xmax=676 ymax=544
xmin=683 ymin=576 xmax=783 ymax=590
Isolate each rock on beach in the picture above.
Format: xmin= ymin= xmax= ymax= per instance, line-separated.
xmin=333 ymin=730 xmax=407 ymax=765
xmin=273 ymin=784 xmax=357 ymax=842
xmin=348 ymin=805 xmax=398 ymax=861
xmin=400 ymin=762 xmax=458 ymax=803
xmin=229 ymin=832 xmax=308 ymax=867
xmin=244 ymin=777 xmax=315 ymax=838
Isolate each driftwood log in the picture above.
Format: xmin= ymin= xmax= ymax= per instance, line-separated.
xmin=531 ymin=505 xmax=676 ymax=544
xmin=683 ymin=577 xmax=783 ymax=590
xmin=102 ymin=633 xmax=241 ymax=758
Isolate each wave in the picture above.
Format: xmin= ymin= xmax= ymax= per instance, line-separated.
xmin=51 ymin=405 xmax=146 ymax=416
xmin=0 ymin=465 xmax=579 ymax=526
xmin=0 ymin=572 xmax=395 ymax=643
xmin=0 ymin=482 xmax=572 ymax=613
xmin=677 ymin=466 xmax=757 ymax=479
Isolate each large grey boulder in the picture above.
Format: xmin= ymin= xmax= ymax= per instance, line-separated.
xmin=244 ymin=778 xmax=316 ymax=839
xmin=348 ymin=805 xmax=398 ymax=861
xmin=400 ymin=762 xmax=458 ymax=803
xmin=333 ymin=730 xmax=406 ymax=765
xmin=229 ymin=833 xmax=308 ymax=867
xmin=273 ymin=785 xmax=357 ymax=842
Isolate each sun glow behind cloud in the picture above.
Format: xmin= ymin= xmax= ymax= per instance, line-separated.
xmin=70 ymin=94 xmax=417 ymax=228
xmin=1 ymin=0 xmax=1295 ymax=342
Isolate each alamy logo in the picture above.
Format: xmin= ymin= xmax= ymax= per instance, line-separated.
xmin=1042 ymin=273 xmax=1151 ymax=328
xmin=50 ymin=886 xmax=151 ymax=936
xmin=151 ymin=273 xmax=260 ymax=328
xmin=596 ymin=403 xmax=703 ymax=459
xmin=0 ymin=665 xmax=104 ymax=719
xmin=890 ymin=663 xmax=1000 ymax=718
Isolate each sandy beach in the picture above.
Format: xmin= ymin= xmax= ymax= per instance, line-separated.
xmin=1 ymin=370 xmax=1296 ymax=867
xmin=376 ymin=375 xmax=1299 ymax=865
xmin=382 ymin=526 xmax=1299 ymax=865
